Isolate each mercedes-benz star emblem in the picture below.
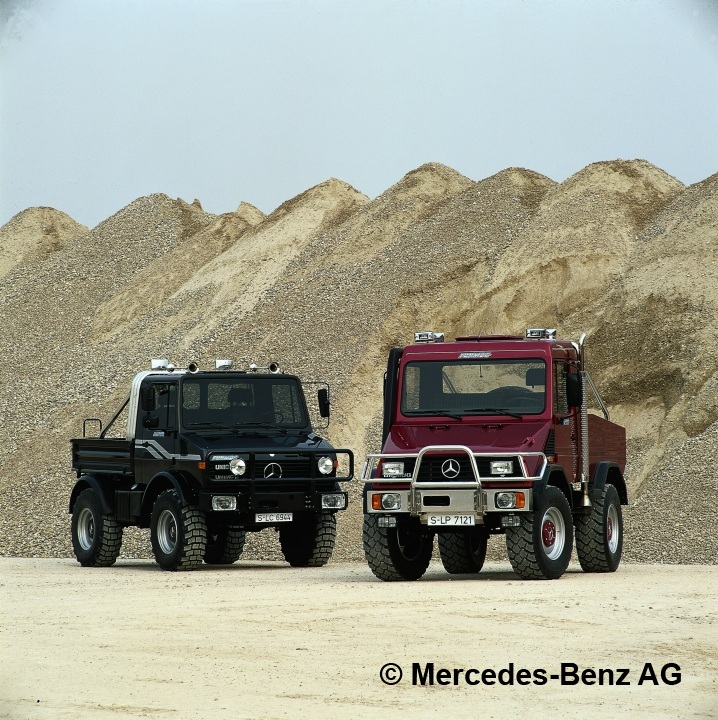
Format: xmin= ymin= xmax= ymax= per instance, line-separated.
xmin=264 ymin=463 xmax=282 ymax=479
xmin=441 ymin=458 xmax=460 ymax=479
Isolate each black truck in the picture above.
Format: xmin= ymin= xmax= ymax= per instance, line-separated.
xmin=69 ymin=359 xmax=353 ymax=571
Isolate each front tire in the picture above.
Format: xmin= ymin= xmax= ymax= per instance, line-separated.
xmin=575 ymin=484 xmax=623 ymax=572
xmin=363 ymin=515 xmax=434 ymax=581
xmin=279 ymin=512 xmax=336 ymax=567
xmin=204 ymin=525 xmax=246 ymax=565
xmin=506 ymin=486 xmax=573 ymax=580
xmin=71 ymin=488 xmax=123 ymax=567
xmin=438 ymin=528 xmax=488 ymax=574
xmin=150 ymin=489 xmax=206 ymax=571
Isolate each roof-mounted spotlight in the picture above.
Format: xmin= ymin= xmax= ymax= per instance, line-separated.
xmin=414 ymin=331 xmax=445 ymax=343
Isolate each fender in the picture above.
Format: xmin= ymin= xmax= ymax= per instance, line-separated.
xmin=533 ymin=463 xmax=573 ymax=508
xmin=69 ymin=475 xmax=114 ymax=515
xmin=140 ymin=470 xmax=198 ymax=523
xmin=591 ymin=462 xmax=629 ymax=504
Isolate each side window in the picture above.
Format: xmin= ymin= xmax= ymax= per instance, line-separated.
xmin=553 ymin=363 xmax=569 ymax=415
xmin=141 ymin=382 xmax=177 ymax=431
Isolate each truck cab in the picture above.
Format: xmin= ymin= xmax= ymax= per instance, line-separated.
xmin=70 ymin=359 xmax=353 ymax=570
xmin=362 ymin=329 xmax=627 ymax=581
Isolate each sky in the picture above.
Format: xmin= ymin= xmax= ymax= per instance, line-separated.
xmin=1 ymin=0 xmax=717 ymax=229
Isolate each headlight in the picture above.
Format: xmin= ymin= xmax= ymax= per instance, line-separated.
xmin=382 ymin=461 xmax=405 ymax=477
xmin=318 ymin=456 xmax=335 ymax=475
xmin=490 ymin=460 xmax=513 ymax=475
xmin=321 ymin=493 xmax=346 ymax=509
xmin=495 ymin=492 xmax=525 ymax=509
xmin=212 ymin=495 xmax=237 ymax=511
xmin=372 ymin=493 xmax=402 ymax=511
xmin=230 ymin=457 xmax=246 ymax=476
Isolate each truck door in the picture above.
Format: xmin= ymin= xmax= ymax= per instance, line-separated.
xmin=552 ymin=362 xmax=579 ymax=483
xmin=134 ymin=380 xmax=179 ymax=485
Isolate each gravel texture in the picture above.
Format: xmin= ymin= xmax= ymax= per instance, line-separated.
xmin=0 ymin=161 xmax=716 ymax=566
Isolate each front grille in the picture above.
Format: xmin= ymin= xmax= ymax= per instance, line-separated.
xmin=382 ymin=455 xmax=524 ymax=481
xmin=255 ymin=456 xmax=312 ymax=479
xmin=210 ymin=453 xmax=318 ymax=481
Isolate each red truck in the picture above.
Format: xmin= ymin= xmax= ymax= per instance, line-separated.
xmin=361 ymin=329 xmax=627 ymax=581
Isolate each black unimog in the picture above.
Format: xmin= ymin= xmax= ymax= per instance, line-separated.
xmin=69 ymin=359 xmax=353 ymax=571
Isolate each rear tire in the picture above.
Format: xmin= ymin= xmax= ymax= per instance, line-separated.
xmin=150 ymin=489 xmax=206 ymax=571
xmin=279 ymin=512 xmax=336 ymax=567
xmin=71 ymin=488 xmax=123 ymax=567
xmin=506 ymin=486 xmax=573 ymax=580
xmin=204 ymin=525 xmax=246 ymax=565
xmin=363 ymin=515 xmax=434 ymax=581
xmin=438 ymin=528 xmax=488 ymax=574
xmin=575 ymin=484 xmax=623 ymax=572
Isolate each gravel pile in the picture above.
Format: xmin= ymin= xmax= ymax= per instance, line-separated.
xmin=0 ymin=161 xmax=716 ymax=567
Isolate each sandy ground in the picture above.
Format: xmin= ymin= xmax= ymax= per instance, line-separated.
xmin=1 ymin=559 xmax=716 ymax=720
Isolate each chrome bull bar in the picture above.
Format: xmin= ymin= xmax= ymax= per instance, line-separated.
xmin=362 ymin=446 xmax=548 ymax=517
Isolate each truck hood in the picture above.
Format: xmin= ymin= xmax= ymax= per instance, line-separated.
xmin=382 ymin=420 xmax=552 ymax=455
xmin=183 ymin=432 xmax=333 ymax=454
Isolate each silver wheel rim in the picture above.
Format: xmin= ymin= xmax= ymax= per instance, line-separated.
xmin=157 ymin=509 xmax=178 ymax=555
xmin=77 ymin=507 xmax=95 ymax=551
xmin=541 ymin=507 xmax=565 ymax=560
xmin=607 ymin=503 xmax=620 ymax=554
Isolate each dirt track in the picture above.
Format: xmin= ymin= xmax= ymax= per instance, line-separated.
xmin=1 ymin=559 xmax=716 ymax=719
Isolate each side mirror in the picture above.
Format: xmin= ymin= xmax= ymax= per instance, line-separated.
xmin=566 ymin=373 xmax=583 ymax=408
xmin=140 ymin=386 xmax=155 ymax=411
xmin=318 ymin=388 xmax=330 ymax=418
xmin=140 ymin=385 xmax=155 ymax=412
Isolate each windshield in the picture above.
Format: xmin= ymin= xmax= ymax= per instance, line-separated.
xmin=181 ymin=376 xmax=309 ymax=429
xmin=401 ymin=359 xmax=546 ymax=417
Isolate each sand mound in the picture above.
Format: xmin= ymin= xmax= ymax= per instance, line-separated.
xmin=0 ymin=161 xmax=715 ymax=565
xmin=0 ymin=207 xmax=88 ymax=279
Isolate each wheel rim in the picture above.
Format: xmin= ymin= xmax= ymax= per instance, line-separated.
xmin=157 ymin=509 xmax=178 ymax=555
xmin=540 ymin=507 xmax=565 ymax=560
xmin=606 ymin=503 xmax=620 ymax=554
xmin=77 ymin=507 xmax=95 ymax=551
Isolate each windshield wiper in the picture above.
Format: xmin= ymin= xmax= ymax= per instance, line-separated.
xmin=185 ymin=422 xmax=231 ymax=429
xmin=232 ymin=422 xmax=288 ymax=434
xmin=461 ymin=407 xmax=523 ymax=419
xmin=408 ymin=410 xmax=463 ymax=420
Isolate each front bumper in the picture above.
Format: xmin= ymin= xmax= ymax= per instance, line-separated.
xmin=362 ymin=445 xmax=546 ymax=525
xmin=199 ymin=489 xmax=348 ymax=515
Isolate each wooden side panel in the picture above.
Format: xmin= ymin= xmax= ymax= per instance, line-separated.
xmin=588 ymin=414 xmax=626 ymax=474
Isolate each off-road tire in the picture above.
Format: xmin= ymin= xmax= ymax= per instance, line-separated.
xmin=506 ymin=486 xmax=573 ymax=580
xmin=363 ymin=515 xmax=434 ymax=581
xmin=279 ymin=512 xmax=336 ymax=567
xmin=575 ymin=484 xmax=623 ymax=572
xmin=204 ymin=525 xmax=246 ymax=565
xmin=71 ymin=488 xmax=123 ymax=567
xmin=438 ymin=528 xmax=488 ymax=574
xmin=150 ymin=489 xmax=207 ymax=571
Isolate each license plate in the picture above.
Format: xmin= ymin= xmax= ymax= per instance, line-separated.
xmin=427 ymin=514 xmax=475 ymax=526
xmin=255 ymin=513 xmax=293 ymax=523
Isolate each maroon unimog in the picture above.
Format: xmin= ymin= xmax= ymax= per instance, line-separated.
xmin=361 ymin=329 xmax=627 ymax=581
